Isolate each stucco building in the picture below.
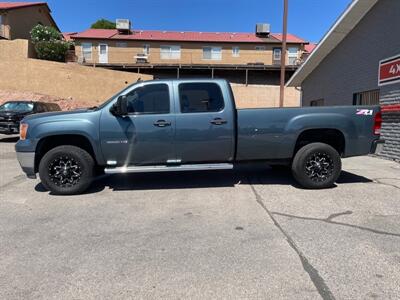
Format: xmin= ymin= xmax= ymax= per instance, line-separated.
xmin=0 ymin=2 xmax=59 ymax=40
xmin=70 ymin=26 xmax=310 ymax=85
xmin=287 ymin=0 xmax=400 ymax=161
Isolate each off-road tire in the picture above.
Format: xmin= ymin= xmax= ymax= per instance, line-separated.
xmin=291 ymin=142 xmax=341 ymax=189
xmin=39 ymin=145 xmax=94 ymax=195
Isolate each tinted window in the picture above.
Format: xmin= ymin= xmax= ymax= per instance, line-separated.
xmin=46 ymin=103 xmax=61 ymax=111
xmin=179 ymin=83 xmax=224 ymax=113
xmin=126 ymin=84 xmax=170 ymax=114
xmin=310 ymin=99 xmax=324 ymax=106
xmin=35 ymin=103 xmax=46 ymax=112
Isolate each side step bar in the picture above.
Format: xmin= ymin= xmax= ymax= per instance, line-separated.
xmin=104 ymin=163 xmax=234 ymax=174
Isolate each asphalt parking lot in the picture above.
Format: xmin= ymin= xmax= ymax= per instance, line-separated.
xmin=0 ymin=134 xmax=399 ymax=299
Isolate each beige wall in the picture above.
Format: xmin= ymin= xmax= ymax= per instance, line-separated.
xmin=232 ymin=84 xmax=300 ymax=108
xmin=75 ymin=39 xmax=304 ymax=66
xmin=0 ymin=5 xmax=56 ymax=40
xmin=0 ymin=39 xmax=35 ymax=59
xmin=0 ymin=40 xmax=153 ymax=104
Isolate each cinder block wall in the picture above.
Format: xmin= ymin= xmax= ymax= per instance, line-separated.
xmin=380 ymin=88 xmax=400 ymax=161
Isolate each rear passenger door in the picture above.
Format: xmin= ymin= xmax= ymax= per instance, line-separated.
xmin=173 ymin=81 xmax=235 ymax=163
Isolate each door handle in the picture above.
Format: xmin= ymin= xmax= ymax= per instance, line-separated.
xmin=153 ymin=120 xmax=171 ymax=127
xmin=210 ymin=118 xmax=227 ymax=125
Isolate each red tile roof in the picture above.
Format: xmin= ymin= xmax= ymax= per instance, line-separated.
xmin=304 ymin=43 xmax=317 ymax=53
xmin=0 ymin=2 xmax=47 ymax=10
xmin=62 ymin=32 xmax=77 ymax=41
xmin=71 ymin=29 xmax=308 ymax=44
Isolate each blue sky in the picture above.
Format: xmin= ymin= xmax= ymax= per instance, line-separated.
xmin=45 ymin=0 xmax=352 ymax=43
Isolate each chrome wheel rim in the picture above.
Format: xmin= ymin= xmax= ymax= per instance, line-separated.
xmin=305 ymin=152 xmax=334 ymax=182
xmin=49 ymin=156 xmax=82 ymax=187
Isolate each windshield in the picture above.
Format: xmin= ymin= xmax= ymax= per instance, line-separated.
xmin=0 ymin=102 xmax=34 ymax=112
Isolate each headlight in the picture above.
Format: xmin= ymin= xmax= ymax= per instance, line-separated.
xmin=20 ymin=123 xmax=28 ymax=140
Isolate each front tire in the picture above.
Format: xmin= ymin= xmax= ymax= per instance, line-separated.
xmin=39 ymin=145 xmax=94 ymax=195
xmin=291 ymin=143 xmax=341 ymax=189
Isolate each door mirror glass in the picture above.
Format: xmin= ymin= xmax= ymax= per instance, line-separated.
xmin=110 ymin=95 xmax=128 ymax=116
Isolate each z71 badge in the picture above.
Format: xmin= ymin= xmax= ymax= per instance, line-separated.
xmin=356 ymin=109 xmax=373 ymax=116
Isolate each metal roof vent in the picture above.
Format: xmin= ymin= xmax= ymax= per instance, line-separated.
xmin=116 ymin=19 xmax=131 ymax=34
xmin=256 ymin=23 xmax=270 ymax=37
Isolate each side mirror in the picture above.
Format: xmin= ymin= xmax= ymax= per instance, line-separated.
xmin=110 ymin=95 xmax=128 ymax=116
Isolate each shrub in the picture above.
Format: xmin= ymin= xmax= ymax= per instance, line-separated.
xmin=30 ymin=24 xmax=71 ymax=62
xmin=34 ymin=40 xmax=71 ymax=62
xmin=30 ymin=24 xmax=62 ymax=43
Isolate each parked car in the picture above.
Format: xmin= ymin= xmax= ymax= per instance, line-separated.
xmin=0 ymin=101 xmax=61 ymax=135
xmin=15 ymin=79 xmax=383 ymax=195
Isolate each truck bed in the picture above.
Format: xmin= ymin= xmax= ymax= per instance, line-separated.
xmin=236 ymin=105 xmax=380 ymax=161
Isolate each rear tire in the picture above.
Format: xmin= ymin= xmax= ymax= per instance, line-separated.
xmin=291 ymin=142 xmax=341 ymax=189
xmin=39 ymin=145 xmax=94 ymax=195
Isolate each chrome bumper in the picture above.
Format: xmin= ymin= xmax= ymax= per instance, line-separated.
xmin=16 ymin=152 xmax=36 ymax=179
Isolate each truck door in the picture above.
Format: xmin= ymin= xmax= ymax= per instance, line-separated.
xmin=173 ymin=81 xmax=235 ymax=163
xmin=99 ymin=82 xmax=176 ymax=166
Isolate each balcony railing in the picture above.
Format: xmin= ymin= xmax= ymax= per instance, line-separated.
xmin=79 ymin=48 xmax=302 ymax=67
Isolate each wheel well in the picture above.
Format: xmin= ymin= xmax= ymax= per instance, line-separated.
xmin=294 ymin=129 xmax=345 ymax=156
xmin=35 ymin=135 xmax=96 ymax=172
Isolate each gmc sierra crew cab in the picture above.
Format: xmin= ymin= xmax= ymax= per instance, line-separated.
xmin=15 ymin=79 xmax=384 ymax=195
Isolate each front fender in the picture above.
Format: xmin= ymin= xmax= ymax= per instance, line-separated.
xmin=16 ymin=118 xmax=104 ymax=164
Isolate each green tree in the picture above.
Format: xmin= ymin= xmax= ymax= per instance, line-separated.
xmin=90 ymin=19 xmax=116 ymax=29
xmin=30 ymin=24 xmax=71 ymax=62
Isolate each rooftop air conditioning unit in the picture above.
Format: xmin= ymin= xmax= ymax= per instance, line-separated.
xmin=116 ymin=19 xmax=131 ymax=31
xmin=256 ymin=23 xmax=270 ymax=37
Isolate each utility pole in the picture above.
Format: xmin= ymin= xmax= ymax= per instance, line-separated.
xmin=279 ymin=0 xmax=289 ymax=107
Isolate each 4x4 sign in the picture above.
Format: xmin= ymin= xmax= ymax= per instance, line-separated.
xmin=379 ymin=54 xmax=400 ymax=86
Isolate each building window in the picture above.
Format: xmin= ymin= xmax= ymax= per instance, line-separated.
xmin=179 ymin=83 xmax=225 ymax=113
xmin=81 ymin=43 xmax=92 ymax=60
xmin=203 ymin=47 xmax=222 ymax=60
xmin=143 ymin=44 xmax=150 ymax=54
xmin=255 ymin=46 xmax=266 ymax=51
xmin=232 ymin=46 xmax=240 ymax=57
xmin=116 ymin=42 xmax=127 ymax=48
xmin=353 ymin=89 xmax=380 ymax=105
xmin=160 ymin=45 xmax=181 ymax=59
xmin=273 ymin=48 xmax=282 ymax=61
xmin=288 ymin=47 xmax=299 ymax=65
xmin=310 ymin=99 xmax=324 ymax=106
xmin=126 ymin=84 xmax=170 ymax=114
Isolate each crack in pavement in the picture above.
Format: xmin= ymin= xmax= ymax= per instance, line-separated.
xmin=0 ymin=175 xmax=26 ymax=191
xmin=248 ymin=179 xmax=335 ymax=300
xmin=272 ymin=211 xmax=400 ymax=238
xmin=372 ymin=178 xmax=400 ymax=190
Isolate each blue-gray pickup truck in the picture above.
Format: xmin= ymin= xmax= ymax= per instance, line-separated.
xmin=15 ymin=79 xmax=383 ymax=194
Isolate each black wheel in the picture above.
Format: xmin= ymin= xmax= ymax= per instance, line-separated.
xmin=39 ymin=145 xmax=94 ymax=195
xmin=291 ymin=142 xmax=341 ymax=189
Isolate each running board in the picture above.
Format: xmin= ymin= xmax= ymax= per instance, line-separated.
xmin=104 ymin=163 xmax=234 ymax=174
